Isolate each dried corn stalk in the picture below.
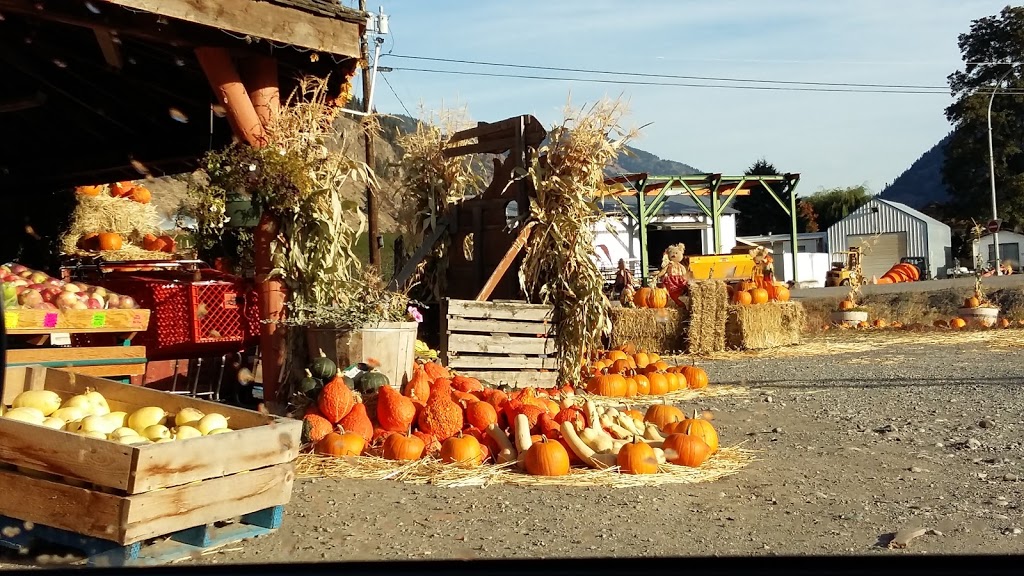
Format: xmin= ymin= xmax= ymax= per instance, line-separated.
xmin=396 ymin=106 xmax=485 ymax=300
xmin=519 ymin=98 xmax=639 ymax=383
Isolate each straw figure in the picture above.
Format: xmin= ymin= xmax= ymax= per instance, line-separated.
xmin=655 ymin=243 xmax=688 ymax=307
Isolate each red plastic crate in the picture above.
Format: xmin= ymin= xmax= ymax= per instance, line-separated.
xmin=84 ymin=269 xmax=259 ymax=361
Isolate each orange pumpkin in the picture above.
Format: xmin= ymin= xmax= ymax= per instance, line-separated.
xmin=76 ymin=185 xmax=103 ymax=196
xmin=633 ymin=373 xmax=651 ymax=395
xmin=649 ymin=287 xmax=669 ymax=309
xmin=382 ymin=432 xmax=425 ymax=461
xmin=109 ymin=181 xmax=134 ymax=198
xmin=964 ymin=296 xmax=980 ymax=308
xmin=838 ymin=299 xmax=856 ymax=311
xmin=950 ymin=317 xmax=967 ymax=329
xmin=647 ymin=371 xmax=669 ymax=396
xmin=677 ymin=411 xmax=719 ymax=453
xmin=376 ymin=385 xmax=416 ymax=432
xmin=440 ymin=432 xmax=485 ymax=467
xmin=644 ymin=401 xmax=685 ymax=429
xmin=338 ymin=403 xmax=374 ymax=443
xmin=316 ymin=430 xmax=365 ymax=457
xmin=97 ymin=232 xmax=123 ymax=251
xmin=633 ymin=287 xmax=653 ymax=308
xmin=773 ymin=286 xmax=791 ymax=302
xmin=158 ymin=235 xmax=176 ymax=253
xmin=129 ymin=186 xmax=151 ymax=204
xmin=586 ymin=370 xmax=628 ymax=397
xmin=681 ymin=365 xmax=709 ymax=390
xmin=142 ymin=233 xmax=167 ymax=252
xmin=662 ymin=433 xmax=711 ymax=467
xmin=465 ymin=400 xmax=498 ymax=430
xmin=633 ymin=352 xmax=651 ymax=369
xmin=750 ymin=288 xmax=769 ymax=305
xmin=318 ymin=377 xmax=355 ymax=424
xmin=403 ymin=364 xmax=431 ymax=401
xmin=617 ymin=437 xmax=659 ymax=475
xmin=418 ymin=379 xmax=464 ymax=441
xmin=524 ymin=436 xmax=571 ymax=476
xmin=77 ymin=232 xmax=100 ymax=251
xmin=733 ymin=290 xmax=753 ymax=305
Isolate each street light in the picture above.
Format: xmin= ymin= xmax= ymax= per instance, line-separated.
xmin=986 ymin=65 xmax=1015 ymax=276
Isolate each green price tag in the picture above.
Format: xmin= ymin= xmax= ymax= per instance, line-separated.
xmin=3 ymin=311 xmax=16 ymax=329
xmin=91 ymin=313 xmax=106 ymax=328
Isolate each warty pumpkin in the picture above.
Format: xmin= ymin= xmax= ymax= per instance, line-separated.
xmin=382 ymin=432 xmax=425 ymax=461
xmin=422 ymin=361 xmax=450 ymax=381
xmin=404 ymin=364 xmax=431 ymax=401
xmin=451 ymin=374 xmax=484 ymax=393
xmin=338 ymin=402 xmax=374 ymax=442
xmin=412 ymin=430 xmax=441 ymax=456
xmin=376 ymin=385 xmax=416 ymax=432
xmin=465 ymin=400 xmax=498 ymax=430
xmin=301 ymin=413 xmax=333 ymax=444
xmin=553 ymin=406 xmax=586 ymax=432
xmin=417 ymin=379 xmax=463 ymax=441
xmin=440 ymin=432 xmax=485 ymax=467
xmin=318 ymin=377 xmax=355 ymax=424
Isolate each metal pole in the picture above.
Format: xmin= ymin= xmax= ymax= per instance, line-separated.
xmin=987 ymin=66 xmax=1014 ymax=276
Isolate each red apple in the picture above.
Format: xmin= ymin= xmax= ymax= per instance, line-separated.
xmin=86 ymin=298 xmax=103 ymax=310
xmin=29 ymin=272 xmax=49 ymax=284
xmin=10 ymin=264 xmax=27 ymax=274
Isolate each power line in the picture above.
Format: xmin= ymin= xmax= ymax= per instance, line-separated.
xmin=388 ymin=65 xmax=1024 ymax=96
xmin=380 ymin=72 xmax=413 ymax=117
xmin=384 ymin=53 xmax=951 ymax=90
xmin=387 ymin=66 xmax=955 ymax=94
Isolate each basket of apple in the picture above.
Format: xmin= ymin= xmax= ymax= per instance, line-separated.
xmin=1 ymin=262 xmax=140 ymax=311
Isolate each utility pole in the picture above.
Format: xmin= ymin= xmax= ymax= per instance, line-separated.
xmin=987 ymin=65 xmax=1015 ymax=276
xmin=359 ymin=1 xmax=386 ymax=266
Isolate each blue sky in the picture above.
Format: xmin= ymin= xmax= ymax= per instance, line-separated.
xmin=355 ymin=0 xmax=1009 ymax=195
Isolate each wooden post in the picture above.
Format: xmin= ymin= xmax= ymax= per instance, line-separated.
xmin=239 ymin=57 xmax=280 ymax=127
xmin=359 ymin=0 xmax=380 ymax=266
xmin=194 ymin=47 xmax=266 ymax=147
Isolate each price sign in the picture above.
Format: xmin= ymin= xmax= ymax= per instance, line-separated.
xmin=43 ymin=312 xmax=58 ymax=328
xmin=90 ymin=313 xmax=107 ymax=328
xmin=51 ymin=333 xmax=71 ymax=346
xmin=3 ymin=311 xmax=16 ymax=329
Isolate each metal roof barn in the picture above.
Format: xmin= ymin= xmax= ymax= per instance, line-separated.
xmin=825 ymin=198 xmax=952 ymax=280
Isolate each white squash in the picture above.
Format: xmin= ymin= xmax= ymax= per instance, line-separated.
xmin=60 ymin=395 xmax=96 ymax=415
xmin=196 ymin=413 xmax=229 ymax=435
xmin=50 ymin=407 xmax=88 ymax=423
xmin=127 ymin=407 xmax=168 ymax=433
xmin=174 ymin=407 xmax=205 ymax=428
xmin=142 ymin=425 xmax=171 ymax=441
xmin=12 ymin=391 xmax=62 ymax=416
xmin=41 ymin=417 xmax=66 ymax=430
xmin=3 ymin=407 xmax=46 ymax=425
xmin=173 ymin=425 xmax=203 ymax=440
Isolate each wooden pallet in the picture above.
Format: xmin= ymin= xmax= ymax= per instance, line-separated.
xmin=440 ymin=299 xmax=559 ymax=388
xmin=0 ymin=505 xmax=283 ymax=567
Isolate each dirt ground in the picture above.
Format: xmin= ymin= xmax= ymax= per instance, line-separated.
xmin=197 ymin=329 xmax=1024 ymax=563
xmin=3 ymin=329 xmax=1023 ymax=567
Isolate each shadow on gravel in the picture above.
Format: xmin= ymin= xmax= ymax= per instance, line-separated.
xmin=719 ymin=377 xmax=1022 ymax=389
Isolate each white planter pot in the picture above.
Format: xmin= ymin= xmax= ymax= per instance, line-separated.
xmin=830 ymin=310 xmax=868 ymax=326
xmin=958 ymin=307 xmax=1000 ymax=327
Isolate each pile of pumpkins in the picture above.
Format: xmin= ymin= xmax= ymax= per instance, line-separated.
xmin=74 ymin=181 xmax=176 ymax=254
xmin=729 ymin=278 xmax=790 ymax=306
xmin=583 ymin=346 xmax=708 ymax=397
xmin=300 ymin=358 xmax=721 ymax=476
xmin=874 ymin=262 xmax=920 ymax=285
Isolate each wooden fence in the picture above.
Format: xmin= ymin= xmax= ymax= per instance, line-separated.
xmin=440 ymin=299 xmax=558 ymax=388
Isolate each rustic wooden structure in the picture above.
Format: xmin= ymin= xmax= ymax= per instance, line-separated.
xmin=0 ymin=0 xmax=367 ymax=404
xmin=440 ymin=299 xmax=558 ymax=388
xmin=391 ymin=115 xmax=547 ymax=301
xmin=0 ymin=367 xmax=300 ymax=554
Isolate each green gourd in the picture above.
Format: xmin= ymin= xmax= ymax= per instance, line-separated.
xmin=296 ymin=369 xmax=323 ymax=400
xmin=308 ymin=349 xmax=337 ymax=381
xmin=356 ymin=370 xmax=390 ymax=395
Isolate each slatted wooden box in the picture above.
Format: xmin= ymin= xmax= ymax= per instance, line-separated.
xmin=0 ymin=366 xmax=300 ymax=545
xmin=440 ymin=299 xmax=559 ymax=388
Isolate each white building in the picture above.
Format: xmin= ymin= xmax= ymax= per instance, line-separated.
xmin=593 ymin=196 xmax=738 ymax=277
xmin=825 ymin=198 xmax=952 ymax=280
xmin=973 ymin=230 xmax=1024 ymax=271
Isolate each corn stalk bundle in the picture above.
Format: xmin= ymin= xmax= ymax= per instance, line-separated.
xmin=396 ymin=107 xmax=485 ymax=301
xmin=519 ymin=99 xmax=639 ymax=383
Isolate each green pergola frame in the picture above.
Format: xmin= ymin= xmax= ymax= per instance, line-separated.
xmin=604 ymin=173 xmax=802 ymax=283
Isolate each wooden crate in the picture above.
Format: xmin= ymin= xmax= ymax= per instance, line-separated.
xmin=0 ymin=366 xmax=300 ymax=545
xmin=440 ymin=299 xmax=559 ymax=388
xmin=4 ymin=309 xmax=151 ymax=335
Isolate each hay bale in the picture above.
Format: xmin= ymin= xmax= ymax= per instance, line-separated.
xmin=60 ymin=193 xmax=166 ymax=258
xmin=726 ymin=301 xmax=805 ymax=350
xmin=686 ymin=280 xmax=728 ymax=355
xmin=608 ymin=307 xmax=687 ymax=354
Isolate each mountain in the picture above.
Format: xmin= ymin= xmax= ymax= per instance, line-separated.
xmin=611 ymin=146 xmax=702 ymax=176
xmin=879 ymin=134 xmax=952 ymax=209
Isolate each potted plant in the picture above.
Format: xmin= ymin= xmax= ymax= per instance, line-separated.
xmin=181 ymin=77 xmax=419 ymax=391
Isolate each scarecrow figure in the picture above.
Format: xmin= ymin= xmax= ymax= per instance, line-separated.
xmin=655 ymin=243 xmax=689 ymax=307
xmin=612 ymin=258 xmax=634 ymax=298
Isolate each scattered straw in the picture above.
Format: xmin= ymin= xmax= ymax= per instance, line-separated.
xmin=295 ymin=445 xmax=755 ymax=488
xmin=60 ymin=194 xmax=162 ymax=254
xmin=686 ymin=280 xmax=728 ymax=354
xmin=65 ymin=247 xmax=175 ymax=261
xmin=608 ymin=307 xmax=687 ymax=354
xmin=726 ymin=301 xmax=805 ymax=350
xmin=581 ymin=384 xmax=753 ymax=409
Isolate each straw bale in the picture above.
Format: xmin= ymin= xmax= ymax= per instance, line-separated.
xmin=685 ymin=280 xmax=728 ymax=355
xmin=608 ymin=306 xmax=687 ymax=354
xmin=60 ymin=193 xmax=163 ymax=257
xmin=726 ymin=301 xmax=805 ymax=350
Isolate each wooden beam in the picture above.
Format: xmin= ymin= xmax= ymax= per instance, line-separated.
xmin=93 ymin=29 xmax=124 ymax=69
xmin=103 ymin=0 xmax=364 ymax=57
xmin=194 ymin=47 xmax=266 ymax=147
xmin=476 ymin=222 xmax=536 ymax=301
xmin=0 ymin=92 xmax=46 ymax=113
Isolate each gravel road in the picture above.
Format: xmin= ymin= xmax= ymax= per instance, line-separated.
xmin=4 ymin=330 xmax=1023 ymax=567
